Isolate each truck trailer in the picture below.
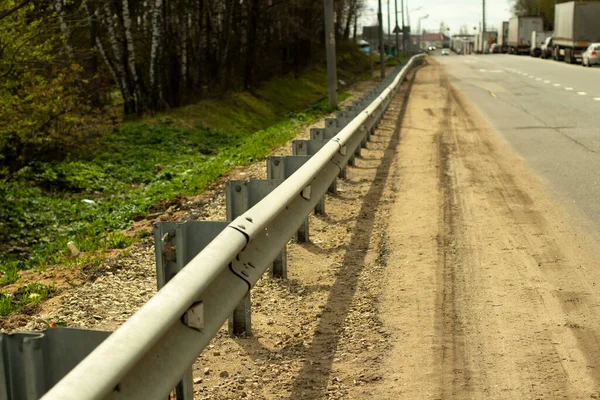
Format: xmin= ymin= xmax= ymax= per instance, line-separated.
xmin=553 ymin=1 xmax=600 ymax=63
xmin=476 ymin=31 xmax=497 ymax=53
xmin=530 ymin=31 xmax=552 ymax=57
xmin=508 ymin=16 xmax=544 ymax=55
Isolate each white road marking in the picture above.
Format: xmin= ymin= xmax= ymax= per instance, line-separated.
xmin=594 ymin=97 xmax=600 ymax=101
xmin=554 ymin=83 xmax=561 ymax=87
xmin=565 ymin=87 xmax=574 ymax=91
xmin=536 ymin=78 xmax=542 ymax=81
xmin=544 ymin=80 xmax=550 ymax=83
xmin=578 ymin=92 xmax=587 ymax=95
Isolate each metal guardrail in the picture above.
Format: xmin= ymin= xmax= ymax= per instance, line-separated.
xmin=41 ymin=54 xmax=424 ymax=400
xmin=0 ymin=328 xmax=110 ymax=399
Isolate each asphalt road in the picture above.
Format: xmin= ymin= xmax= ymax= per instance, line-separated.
xmin=435 ymin=51 xmax=600 ymax=233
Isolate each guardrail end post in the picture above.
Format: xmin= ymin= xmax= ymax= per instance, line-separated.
xmin=228 ymin=292 xmax=252 ymax=337
xmin=271 ymin=247 xmax=288 ymax=279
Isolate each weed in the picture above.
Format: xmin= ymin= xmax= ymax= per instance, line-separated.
xmin=103 ymin=233 xmax=134 ymax=250
xmin=0 ymin=282 xmax=56 ymax=316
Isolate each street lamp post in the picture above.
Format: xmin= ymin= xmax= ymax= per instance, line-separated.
xmin=387 ymin=0 xmax=391 ymax=47
xmin=394 ymin=0 xmax=399 ymax=60
xmin=417 ymin=14 xmax=429 ymax=50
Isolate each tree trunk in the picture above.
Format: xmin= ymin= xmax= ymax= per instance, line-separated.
xmin=244 ymin=0 xmax=259 ymax=90
xmin=101 ymin=3 xmax=134 ymax=115
xmin=54 ymin=0 xmax=75 ymax=61
xmin=149 ymin=0 xmax=162 ymax=99
xmin=122 ymin=0 xmax=144 ymax=114
xmin=344 ymin=1 xmax=356 ymax=41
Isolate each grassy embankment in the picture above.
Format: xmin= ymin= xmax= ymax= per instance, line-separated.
xmin=0 ymin=50 xmax=373 ymax=315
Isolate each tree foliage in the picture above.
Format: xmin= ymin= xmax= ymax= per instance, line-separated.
xmin=0 ymin=0 xmax=364 ymax=172
xmin=0 ymin=0 xmax=112 ymax=173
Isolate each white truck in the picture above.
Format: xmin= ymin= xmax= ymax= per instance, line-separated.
xmin=553 ymin=1 xmax=600 ymax=63
xmin=476 ymin=31 xmax=497 ymax=53
xmin=530 ymin=31 xmax=552 ymax=57
xmin=508 ymin=16 xmax=544 ymax=55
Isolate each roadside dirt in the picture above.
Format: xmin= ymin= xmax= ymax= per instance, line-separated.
xmin=364 ymin=59 xmax=600 ymax=398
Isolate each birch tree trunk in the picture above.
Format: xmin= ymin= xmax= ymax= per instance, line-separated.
xmin=84 ymin=5 xmax=123 ymax=98
xmin=149 ymin=0 xmax=163 ymax=110
xmin=122 ymin=0 xmax=144 ymax=114
xmin=180 ymin=6 xmax=188 ymax=90
xmin=101 ymin=3 xmax=134 ymax=115
xmin=54 ymin=0 xmax=74 ymax=61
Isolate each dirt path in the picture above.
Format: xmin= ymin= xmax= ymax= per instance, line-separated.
xmin=367 ymin=59 xmax=600 ymax=398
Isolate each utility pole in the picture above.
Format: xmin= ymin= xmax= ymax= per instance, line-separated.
xmin=482 ymin=0 xmax=486 ymax=32
xmin=378 ymin=0 xmax=385 ymax=78
xmin=401 ymin=0 xmax=406 ymax=55
xmin=387 ymin=0 xmax=391 ymax=49
xmin=394 ymin=0 xmax=399 ymax=60
xmin=324 ymin=0 xmax=337 ymax=108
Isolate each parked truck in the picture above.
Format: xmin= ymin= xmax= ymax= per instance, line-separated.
xmin=553 ymin=1 xmax=600 ymax=63
xmin=476 ymin=31 xmax=498 ymax=53
xmin=499 ymin=21 xmax=509 ymax=53
xmin=530 ymin=31 xmax=552 ymax=57
xmin=508 ymin=16 xmax=543 ymax=55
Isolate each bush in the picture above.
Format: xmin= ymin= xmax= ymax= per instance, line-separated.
xmin=0 ymin=65 xmax=113 ymax=175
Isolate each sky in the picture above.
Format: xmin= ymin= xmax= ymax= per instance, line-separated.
xmin=361 ymin=0 xmax=513 ymax=35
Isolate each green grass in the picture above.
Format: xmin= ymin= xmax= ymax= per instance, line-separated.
xmin=0 ymin=49 xmax=370 ymax=280
xmin=0 ymin=282 xmax=56 ymax=316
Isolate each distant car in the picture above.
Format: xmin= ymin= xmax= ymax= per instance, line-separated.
xmin=541 ymin=37 xmax=553 ymax=59
xmin=582 ymin=43 xmax=600 ymax=67
xmin=441 ymin=49 xmax=449 ymax=55
xmin=490 ymin=44 xmax=501 ymax=53
xmin=428 ymin=46 xmax=436 ymax=51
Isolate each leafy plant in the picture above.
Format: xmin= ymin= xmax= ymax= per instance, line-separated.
xmin=0 ymin=283 xmax=57 ymax=316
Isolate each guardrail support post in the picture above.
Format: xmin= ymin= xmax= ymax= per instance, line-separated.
xmin=310 ymin=128 xmax=339 ymax=193
xmin=227 ymin=180 xmax=287 ymax=280
xmin=267 ymin=156 xmax=311 ymax=243
xmin=154 ymin=221 xmax=224 ymax=398
xmin=229 ymin=292 xmax=252 ymax=336
xmin=292 ymin=139 xmax=328 ymax=214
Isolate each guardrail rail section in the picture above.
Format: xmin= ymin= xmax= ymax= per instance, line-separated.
xmin=32 ymin=54 xmax=425 ymax=400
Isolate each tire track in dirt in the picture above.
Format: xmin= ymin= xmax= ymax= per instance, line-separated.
xmin=435 ymin=72 xmax=473 ymax=398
